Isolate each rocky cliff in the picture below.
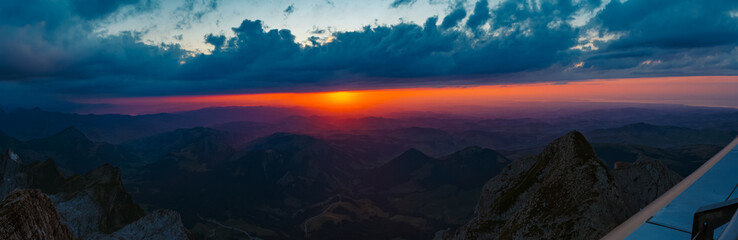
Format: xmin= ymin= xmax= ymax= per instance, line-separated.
xmin=613 ymin=159 xmax=683 ymax=211
xmin=50 ymin=163 xmax=145 ymax=237
xmin=0 ymin=147 xmax=192 ymax=240
xmin=0 ymin=189 xmax=75 ymax=240
xmin=92 ymin=209 xmax=195 ymax=240
xmin=440 ymin=131 xmax=668 ymax=239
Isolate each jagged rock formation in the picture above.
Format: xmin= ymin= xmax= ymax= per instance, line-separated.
xmin=613 ymin=159 xmax=683 ymax=211
xmin=0 ymin=149 xmax=24 ymax=198
xmin=441 ymin=131 xmax=634 ymax=239
xmin=0 ymin=150 xmax=65 ymax=199
xmin=50 ymin=164 xmax=145 ymax=238
xmin=0 ymin=147 xmax=181 ymax=239
xmin=0 ymin=189 xmax=74 ymax=240
xmin=92 ymin=209 xmax=195 ymax=240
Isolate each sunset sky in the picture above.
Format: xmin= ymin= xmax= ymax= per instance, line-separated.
xmin=2 ymin=0 xmax=738 ymax=113
xmin=75 ymin=76 xmax=738 ymax=115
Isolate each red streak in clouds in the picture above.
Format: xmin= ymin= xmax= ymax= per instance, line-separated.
xmin=76 ymin=76 xmax=738 ymax=115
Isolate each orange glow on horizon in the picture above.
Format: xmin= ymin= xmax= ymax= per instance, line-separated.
xmin=75 ymin=76 xmax=738 ymax=115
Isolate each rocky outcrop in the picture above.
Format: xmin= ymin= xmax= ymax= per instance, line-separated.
xmin=0 ymin=149 xmax=24 ymax=198
xmin=0 ymin=189 xmax=74 ymax=240
xmin=92 ymin=209 xmax=195 ymax=240
xmin=613 ymin=158 xmax=682 ymax=210
xmin=442 ymin=131 xmax=632 ymax=239
xmin=0 ymin=133 xmax=194 ymax=240
xmin=51 ymin=164 xmax=145 ymax=238
xmin=0 ymin=149 xmax=154 ymax=239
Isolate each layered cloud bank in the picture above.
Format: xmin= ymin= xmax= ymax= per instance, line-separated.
xmin=1 ymin=0 xmax=738 ymax=106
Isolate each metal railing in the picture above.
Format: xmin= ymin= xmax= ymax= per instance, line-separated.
xmin=692 ymin=198 xmax=738 ymax=240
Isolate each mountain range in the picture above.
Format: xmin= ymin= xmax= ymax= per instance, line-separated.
xmin=0 ymin=105 xmax=734 ymax=239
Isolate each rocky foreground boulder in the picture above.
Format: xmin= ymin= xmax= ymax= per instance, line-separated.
xmin=0 ymin=189 xmax=74 ymax=240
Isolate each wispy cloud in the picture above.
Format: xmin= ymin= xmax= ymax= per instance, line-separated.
xmin=283 ymin=3 xmax=296 ymax=17
xmin=390 ymin=0 xmax=417 ymax=8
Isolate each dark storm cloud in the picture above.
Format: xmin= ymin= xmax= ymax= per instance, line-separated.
xmin=596 ymin=0 xmax=738 ymax=50
xmin=171 ymin=0 xmax=582 ymax=91
xmin=205 ymin=34 xmax=226 ymax=49
xmin=582 ymin=0 xmax=738 ymax=72
xmin=2 ymin=0 xmax=738 ymax=100
xmin=465 ymin=0 xmax=490 ymax=29
xmin=0 ymin=0 xmax=182 ymax=82
xmin=440 ymin=5 xmax=467 ymax=29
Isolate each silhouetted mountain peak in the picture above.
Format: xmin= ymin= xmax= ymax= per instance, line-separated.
xmin=540 ymin=130 xmax=598 ymax=164
xmin=54 ymin=126 xmax=88 ymax=140
xmin=397 ymin=148 xmax=428 ymax=159
xmin=363 ymin=148 xmax=433 ymax=190
xmin=33 ymin=126 xmax=94 ymax=148
xmin=383 ymin=148 xmax=432 ymax=172
xmin=444 ymin=146 xmax=505 ymax=162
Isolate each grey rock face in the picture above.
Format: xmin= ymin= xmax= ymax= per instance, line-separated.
xmin=91 ymin=209 xmax=194 ymax=240
xmin=51 ymin=164 xmax=145 ymax=237
xmin=0 ymin=189 xmax=75 ymax=240
xmin=443 ymin=131 xmax=633 ymax=240
xmin=0 ymin=149 xmax=23 ymax=198
xmin=50 ymin=193 xmax=102 ymax=238
xmin=613 ymin=159 xmax=683 ymax=211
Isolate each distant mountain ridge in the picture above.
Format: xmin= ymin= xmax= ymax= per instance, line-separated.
xmin=0 ymin=106 xmax=304 ymax=143
xmin=587 ymin=122 xmax=737 ymax=147
xmin=0 ymin=127 xmax=137 ymax=174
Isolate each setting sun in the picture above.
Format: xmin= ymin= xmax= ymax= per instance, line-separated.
xmin=324 ymin=91 xmax=356 ymax=105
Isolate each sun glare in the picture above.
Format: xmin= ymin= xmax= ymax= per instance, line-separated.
xmin=324 ymin=91 xmax=356 ymax=105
